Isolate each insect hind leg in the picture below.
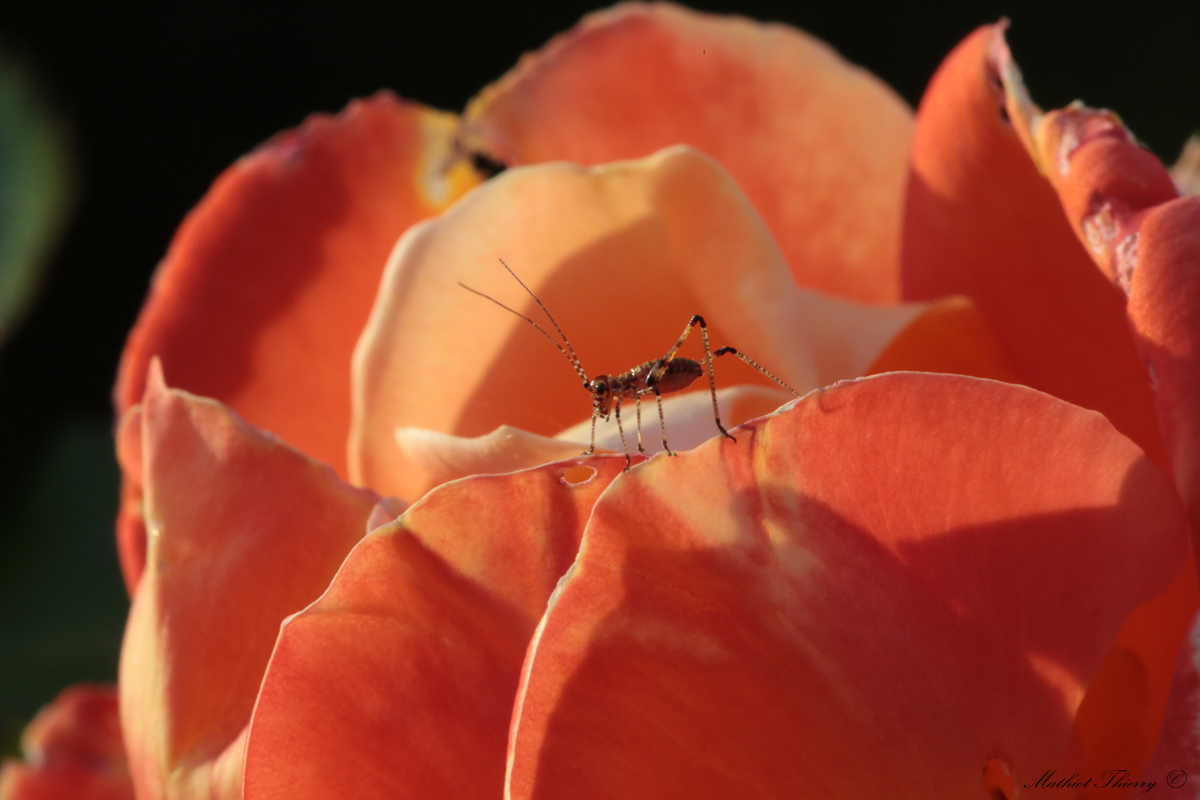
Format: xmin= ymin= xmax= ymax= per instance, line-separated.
xmin=649 ymin=314 xmax=737 ymax=445
xmin=713 ymin=347 xmax=800 ymax=397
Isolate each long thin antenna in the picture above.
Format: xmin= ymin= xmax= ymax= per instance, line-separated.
xmin=458 ymin=281 xmax=590 ymax=384
xmin=496 ymin=259 xmax=583 ymax=369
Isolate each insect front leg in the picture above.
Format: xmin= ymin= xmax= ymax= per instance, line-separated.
xmin=583 ymin=407 xmax=599 ymax=457
xmin=613 ymin=399 xmax=632 ymax=471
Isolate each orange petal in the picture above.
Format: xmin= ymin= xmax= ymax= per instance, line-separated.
xmin=351 ymin=146 xmax=926 ymax=500
xmin=507 ymin=373 xmax=1187 ymax=799
xmin=1142 ymin=611 xmax=1200 ymax=782
xmin=901 ymin=25 xmax=1167 ymax=470
xmin=1125 ymin=198 xmax=1200 ymax=541
xmin=0 ymin=685 xmax=132 ymax=800
xmin=462 ymin=3 xmax=913 ymax=301
xmin=119 ymin=362 xmax=376 ymax=799
xmin=114 ymin=94 xmax=479 ymax=477
xmin=997 ymin=68 xmax=1177 ymax=291
xmin=243 ymin=458 xmax=626 ymax=800
xmin=864 ymin=295 xmax=1023 ymax=381
xmin=989 ymin=35 xmax=1200 ymax=789
xmin=994 ymin=54 xmax=1200 ymax=553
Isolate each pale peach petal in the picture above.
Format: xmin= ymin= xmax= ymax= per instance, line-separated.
xmin=555 ymin=385 xmax=791 ymax=455
xmin=393 ymin=426 xmax=601 ymax=490
xmin=1171 ymin=134 xmax=1200 ymax=196
xmin=351 ymin=146 xmax=926 ymax=500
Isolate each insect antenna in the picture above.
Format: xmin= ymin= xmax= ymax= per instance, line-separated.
xmin=495 ymin=259 xmax=585 ymax=367
xmin=457 ymin=280 xmax=590 ymax=385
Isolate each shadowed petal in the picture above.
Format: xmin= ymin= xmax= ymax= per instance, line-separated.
xmin=114 ymin=93 xmax=479 ymax=478
xmin=506 ymin=373 xmax=1187 ymax=800
xmin=243 ymin=458 xmax=626 ymax=800
xmin=901 ymin=25 xmax=1166 ymax=470
xmin=1142 ymin=611 xmax=1200 ymax=783
xmin=0 ymin=686 xmax=132 ymax=800
xmin=119 ymin=363 xmax=376 ymax=799
xmin=351 ymin=146 xmax=926 ymax=501
xmin=462 ymin=3 xmax=913 ymax=300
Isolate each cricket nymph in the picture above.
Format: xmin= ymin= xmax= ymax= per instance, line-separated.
xmin=460 ymin=260 xmax=799 ymax=470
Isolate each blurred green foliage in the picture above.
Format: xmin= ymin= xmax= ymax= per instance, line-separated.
xmin=0 ymin=418 xmax=128 ymax=757
xmin=0 ymin=48 xmax=72 ymax=346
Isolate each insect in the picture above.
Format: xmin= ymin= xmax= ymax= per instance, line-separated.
xmin=459 ymin=260 xmax=799 ymax=469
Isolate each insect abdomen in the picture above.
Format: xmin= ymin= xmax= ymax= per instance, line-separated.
xmin=652 ymin=358 xmax=703 ymax=394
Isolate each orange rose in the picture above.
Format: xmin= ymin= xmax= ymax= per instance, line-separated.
xmin=4 ymin=6 xmax=1198 ymax=799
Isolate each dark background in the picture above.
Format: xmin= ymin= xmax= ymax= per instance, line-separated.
xmin=1 ymin=0 xmax=1197 ymax=753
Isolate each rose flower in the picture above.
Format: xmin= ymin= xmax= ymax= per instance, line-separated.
xmin=3 ymin=5 xmax=1199 ymax=800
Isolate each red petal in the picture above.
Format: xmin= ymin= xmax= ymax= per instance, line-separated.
xmin=119 ymin=363 xmax=375 ymax=799
xmin=243 ymin=458 xmax=626 ymax=800
xmin=462 ymin=4 xmax=913 ymax=300
xmin=507 ymin=373 xmax=1187 ymax=799
xmin=0 ymin=685 xmax=132 ymax=800
xmin=114 ymin=94 xmax=478 ymax=477
xmin=901 ymin=25 xmax=1167 ymax=469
